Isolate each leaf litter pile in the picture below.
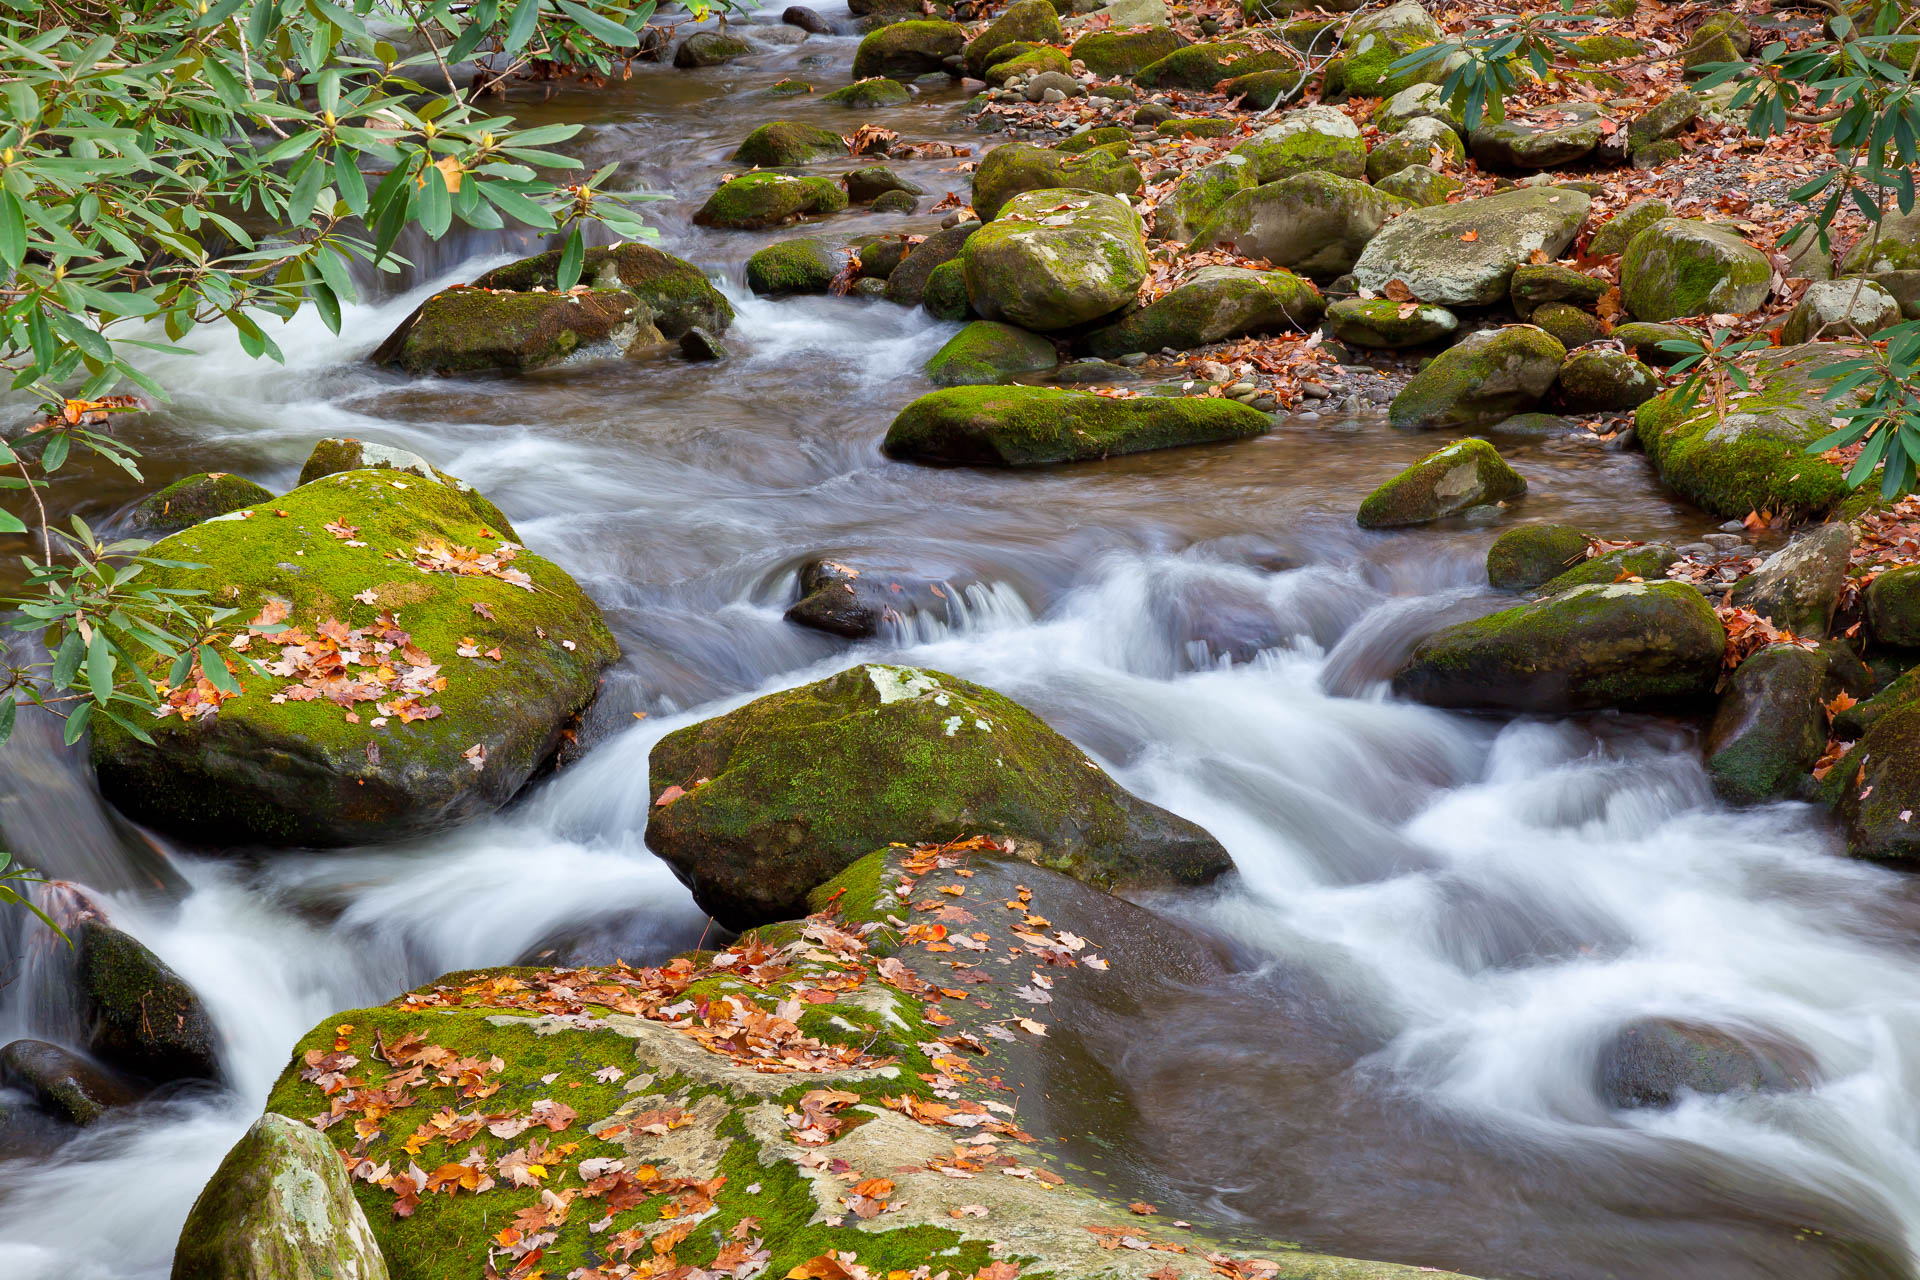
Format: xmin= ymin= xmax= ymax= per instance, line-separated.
xmin=284 ymin=838 xmax=1281 ymax=1280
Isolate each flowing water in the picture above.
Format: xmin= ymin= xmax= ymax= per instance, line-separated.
xmin=6 ymin=9 xmax=1920 ymax=1279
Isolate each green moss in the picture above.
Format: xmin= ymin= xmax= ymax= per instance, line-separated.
xmin=1486 ymin=523 xmax=1595 ymax=590
xmin=1083 ymin=267 xmax=1323 ymax=358
xmin=1340 ymin=34 xmax=1436 ymax=98
xmin=765 ymin=79 xmax=813 ymax=97
xmin=1374 ymin=164 xmax=1461 ymax=206
xmin=823 ymin=77 xmax=912 ymax=107
xmin=1537 ymin=543 xmax=1676 ymax=592
xmin=983 ymin=45 xmax=1071 ymax=84
xmin=921 ymin=259 xmax=971 ymax=321
xmin=1835 ymin=664 xmax=1920 ymax=739
xmin=1571 ymin=32 xmax=1643 ymax=62
xmin=963 ymin=0 xmax=1061 ymax=76
xmin=746 ymin=238 xmax=842 ymax=296
xmin=971 ymin=143 xmax=1142 ymax=221
xmin=1069 ymin=28 xmax=1183 ymax=78
xmin=1156 ymin=117 xmax=1235 ymax=139
xmin=1357 ymin=437 xmax=1527 ymax=529
xmin=694 ymin=173 xmax=849 ymax=230
xmin=1388 ymin=325 xmax=1567 ymax=431
xmin=851 ymin=20 xmax=967 ymax=80
xmin=733 ymin=121 xmax=848 ymax=167
xmin=1620 ymin=219 xmax=1771 ymax=321
xmin=374 ymin=288 xmax=653 ymax=375
xmin=1868 ymin=565 xmax=1920 ymax=646
xmin=1135 ymin=42 xmax=1284 ymax=90
xmin=885 ymin=385 xmax=1267 ymax=466
xmin=1053 ymin=127 xmax=1129 ymax=155
xmin=1839 ymin=705 xmax=1920 ymax=860
xmin=924 ymin=320 xmax=1055 ymax=385
xmin=1556 ymin=348 xmax=1658 ymax=410
xmin=472 ymin=243 xmax=733 ymax=340
xmin=129 ymin=472 xmax=275 ymax=538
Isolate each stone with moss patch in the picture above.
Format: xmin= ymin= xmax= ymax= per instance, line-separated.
xmin=1070 ymin=27 xmax=1184 ymax=77
xmin=1084 ymin=266 xmax=1323 ymax=358
xmin=1054 ymin=126 xmax=1132 ymax=155
xmin=1536 ymin=543 xmax=1677 ymax=593
xmin=473 ymin=244 xmax=732 ymax=336
xmin=78 ymin=920 xmax=220 ymax=1082
xmin=1842 ymin=206 xmax=1920 ymax=274
xmin=1135 ymin=41 xmax=1291 ymax=90
xmin=885 ymin=222 xmax=978 ymax=305
xmin=1376 ymin=82 xmax=1465 ymax=135
xmin=962 ymin=189 xmax=1146 ymax=330
xmin=747 ymin=238 xmax=842 ymax=296
xmin=1375 ymin=165 xmax=1461 ymax=206
xmin=91 ymin=469 xmax=619 ymax=847
xmin=129 ymin=473 xmax=274 ymax=538
xmin=1837 ymin=705 xmax=1920 ymax=861
xmin=823 ymin=76 xmax=912 ymax=107
xmin=1325 ymin=297 xmax=1457 ymax=348
xmin=885 ymin=384 xmax=1267 ymax=466
xmin=1867 ymin=564 xmax=1920 ymax=647
xmin=1529 ymin=301 xmax=1603 ymax=349
xmin=1352 ymin=187 xmax=1591 ymax=306
xmin=1486 ymin=523 xmax=1595 ymax=590
xmin=1193 ymin=172 xmax=1413 ymax=281
xmin=674 ymin=30 xmax=753 ymax=68
xmin=732 ymin=121 xmax=848 ymax=167
xmin=1587 ymin=198 xmax=1672 ymax=258
xmin=1556 ymin=348 xmax=1658 ymax=411
xmin=983 ymin=44 xmax=1071 ymax=84
xmin=1357 ymin=438 xmax=1526 ymax=529
xmin=1835 ymin=664 xmax=1920 ymax=740
xmin=694 ymin=173 xmax=849 ymax=230
xmin=1389 ymin=325 xmax=1566 ymax=431
xmin=924 ymin=321 xmax=1057 ymax=385
xmin=1620 ymin=218 xmax=1771 ymax=321
xmin=1728 ymin=522 xmax=1850 ymax=637
xmin=1781 ymin=279 xmax=1903 ymax=345
xmin=964 ymin=0 xmax=1060 ymax=76
xmin=1469 ymin=116 xmax=1603 ymax=170
xmin=852 ymin=20 xmax=966 ymax=79
xmin=1335 ymin=1 xmax=1446 ymax=97
xmin=1612 ymin=320 xmax=1693 ymax=365
xmin=971 ymin=142 xmax=1142 ymax=222
xmin=1365 ymin=118 xmax=1463 ymax=182
xmin=1509 ymin=262 xmax=1607 ymax=317
xmin=1231 ymin=105 xmax=1365 ymax=183
xmin=1223 ymin=68 xmax=1305 ymax=109
xmin=1705 ymin=643 xmax=1829 ymax=804
xmin=370 ymin=289 xmax=658 ymax=376
xmin=1152 ymin=155 xmax=1256 ymax=243
xmin=920 ymin=259 xmax=972 ymax=321
xmin=1394 ymin=580 xmax=1725 ymax=712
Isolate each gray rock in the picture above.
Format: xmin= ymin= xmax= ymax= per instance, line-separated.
xmin=1705 ymin=643 xmax=1830 ymax=803
xmin=783 ymin=5 xmax=834 ymax=33
xmin=1324 ymin=297 xmax=1457 ymax=348
xmin=1555 ymin=348 xmax=1659 ymax=411
xmin=1230 ymin=105 xmax=1366 ymax=183
xmin=1192 ymin=172 xmax=1413 ymax=281
xmin=674 ymin=30 xmax=753 ymax=68
xmin=77 ymin=921 xmax=220 ymax=1083
xmin=1586 ymin=197 xmax=1672 ymax=257
xmin=1357 ymin=438 xmax=1526 ymax=529
xmin=885 ymin=220 xmax=979 ymax=305
xmin=1374 ymin=82 xmax=1465 ymax=135
xmin=1620 ymin=218 xmax=1772 ymax=320
xmin=680 ymin=326 xmax=728 ymax=360
xmin=1781 ymin=279 xmax=1902 ymax=344
xmin=0 ymin=1040 xmax=142 ymax=1126
xmin=1597 ymin=1019 xmax=1810 ymax=1109
xmin=1469 ymin=115 xmax=1604 ymax=170
xmin=1351 ymin=186 xmax=1591 ymax=306
xmin=1729 ymin=522 xmax=1852 ymax=637
xmin=1388 ymin=325 xmax=1567 ymax=431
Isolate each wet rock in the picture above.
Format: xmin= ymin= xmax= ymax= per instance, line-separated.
xmin=370 ymin=288 xmax=658 ymax=375
xmin=1729 ymin=522 xmax=1852 ymax=636
xmin=1324 ymin=298 xmax=1457 ymax=348
xmin=1536 ymin=543 xmax=1678 ymax=593
xmin=1597 ymin=1019 xmax=1808 ymax=1109
xmin=1867 ymin=564 xmax=1920 ymax=647
xmin=1586 ymin=197 xmax=1673 ymax=258
xmin=91 ymin=468 xmax=620 ymax=847
xmin=1529 ymin=301 xmax=1604 ymax=350
xmin=1071 ymin=27 xmax=1184 ymax=78
xmin=1374 ymin=164 xmax=1462 ymax=207
xmin=472 ymin=244 xmax=734 ymax=340
xmin=76 ymin=921 xmax=220 ymax=1082
xmin=1152 ymin=155 xmax=1256 ymax=243
xmin=732 ymin=120 xmax=846 ymax=166
xmin=1633 ymin=341 xmax=1855 ymax=520
xmin=1357 ymin=438 xmax=1526 ymax=529
xmin=983 ymin=44 xmax=1070 ymax=85
xmin=885 ymin=220 xmax=979 ymax=305
xmin=963 ymin=0 xmax=1060 ymax=76
xmin=644 ymin=664 xmax=1233 ymax=926
xmin=962 ymin=189 xmax=1146 ymax=331
xmin=1842 ymin=206 xmax=1920 ymax=274
xmin=784 ymin=559 xmax=953 ymax=639
xmin=1781 ymin=279 xmax=1902 ymax=344
xmin=924 ymin=320 xmax=1059 ymax=385
xmin=854 ymin=235 xmax=911 ymax=280
xmin=679 ymin=326 xmax=728 ymax=361
xmin=1611 ymin=320 xmax=1693 ymax=365
xmin=1705 ymin=643 xmax=1830 ymax=803
xmin=746 ymin=237 xmax=842 ymax=296
xmin=870 ymin=189 xmax=918 ymax=214
xmin=1625 ymin=92 xmax=1699 ymax=158
xmin=1620 ymin=218 xmax=1771 ymax=321
xmin=1388 ymin=325 xmax=1566 ymax=431
xmin=1486 ymin=523 xmax=1595 ymax=590
xmin=1834 ymin=665 xmax=1920 ymax=740
xmin=921 ymin=259 xmax=972 ymax=320
xmin=822 ymin=76 xmax=911 ymax=107
xmin=0 ymin=1040 xmax=142 ymax=1126
xmin=1394 ymin=581 xmax=1725 ymax=712
xmin=674 ymin=30 xmax=753 ymax=68
xmin=845 ymin=165 xmax=923 ymax=204
xmin=1469 ymin=115 xmax=1604 ymax=170
xmin=1230 ymin=105 xmax=1365 ymax=183
xmin=783 ymin=5 xmax=833 ymax=33
xmin=1839 ymin=705 xmax=1920 ymax=862
xmin=1509 ymin=262 xmax=1608 ymax=318
xmin=1192 ymin=172 xmax=1414 ymax=281
xmin=884 ymin=385 xmax=1268 ymax=466
xmin=970 ymin=141 xmax=1142 ymax=222
xmin=1556 ymin=348 xmax=1659 ymax=411
xmin=172 ymin=1112 xmax=389 ymax=1280
xmin=1334 ymin=1 xmax=1445 ymax=98
xmin=852 ymin=19 xmax=966 ymax=80
xmin=1082 ymin=265 xmax=1324 ymax=358
xmin=693 ymin=172 xmax=848 ymax=229
xmin=1351 ymin=186 xmax=1591 ymax=306
xmin=1365 ymin=117 xmax=1464 ymax=182
xmin=1375 ymin=82 xmax=1466 ymax=135
xmin=128 ymin=473 xmax=274 ymax=539
xmin=298 ymin=439 xmax=474 ymax=496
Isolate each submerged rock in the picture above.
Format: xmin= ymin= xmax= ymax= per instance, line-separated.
xmin=844 ymin=165 xmax=924 ymax=204
xmin=784 ymin=559 xmax=955 ymax=639
xmin=91 ymin=469 xmax=620 ymax=848
xmin=924 ymin=320 xmax=1058 ymax=386
xmin=644 ymin=665 xmax=1233 ymax=925
xmin=1393 ymin=581 xmax=1726 ymax=713
xmin=1082 ymin=265 xmax=1324 ymax=358
xmin=884 ymin=385 xmax=1268 ymax=466
xmin=732 ymin=120 xmax=847 ymax=166
xmin=128 ymin=473 xmax=274 ymax=539
xmin=1597 ymin=1019 xmax=1810 ymax=1110
xmin=961 ymin=189 xmax=1147 ymax=331
xmin=673 ymin=30 xmax=753 ymax=67
xmin=0 ymin=1040 xmax=142 ymax=1126
xmin=1705 ymin=643 xmax=1830 ymax=804
xmin=823 ymin=76 xmax=912 ymax=107
xmin=693 ymin=172 xmax=848 ymax=229
xmin=1357 ymin=438 xmax=1526 ymax=529
xmin=77 ymin=921 xmax=219 ymax=1082
xmin=1620 ymin=218 xmax=1772 ymax=321
xmin=1351 ymin=187 xmax=1591 ymax=306
xmin=1191 ymin=172 xmax=1413 ymax=280
xmin=1388 ymin=326 xmax=1567 ymax=431
xmin=970 ymin=142 xmax=1143 ymax=222
xmin=172 ymin=1112 xmax=389 ymax=1280
xmin=1486 ymin=523 xmax=1595 ymax=591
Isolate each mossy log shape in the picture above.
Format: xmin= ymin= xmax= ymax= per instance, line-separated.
xmin=884 ymin=385 xmax=1269 ymax=466
xmin=1357 ymin=437 xmax=1527 ymax=528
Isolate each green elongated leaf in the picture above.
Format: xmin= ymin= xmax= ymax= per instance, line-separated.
xmin=308 ymin=278 xmax=342 ymax=333
xmin=555 ymin=0 xmax=639 ymax=45
xmin=0 ymin=697 xmax=17 ymax=749
xmin=478 ymin=180 xmax=557 ymax=228
xmin=418 ymin=162 xmax=453 ymax=238
xmin=85 ymin=630 xmax=115 ymax=700
xmin=51 ymin=632 xmax=83 ymax=689
xmin=287 ymin=153 xmax=328 ymax=226
xmin=247 ymin=0 xmax=282 ymax=47
xmin=446 ymin=20 xmax=491 ymax=63
xmin=167 ymin=647 xmax=195 ymax=689
xmin=0 ymin=191 xmax=24 ymax=270
xmin=0 ymin=508 xmax=24 ymax=535
xmin=334 ymin=150 xmax=369 ymax=216
xmin=505 ymin=0 xmax=540 ymax=53
xmin=556 ymin=224 xmax=584 ymax=291
xmin=313 ymin=243 xmax=357 ymax=303
xmin=199 ymin=643 xmax=240 ymax=695
xmin=41 ymin=433 xmax=69 ymax=473
xmin=62 ymin=699 xmax=91 ymax=746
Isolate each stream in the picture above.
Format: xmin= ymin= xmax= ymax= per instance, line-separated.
xmin=5 ymin=7 xmax=1920 ymax=1278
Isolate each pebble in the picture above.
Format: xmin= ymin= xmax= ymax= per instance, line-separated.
xmin=1227 ymin=382 xmax=1257 ymax=396
xmin=1253 ymin=396 xmax=1279 ymax=411
xmin=1116 ymin=352 xmax=1148 ymax=366
xmin=1702 ymin=533 xmax=1746 ymax=550
xmin=1675 ymin=541 xmax=1718 ymax=559
xmin=1719 ymin=520 xmax=1749 ymax=533
xmin=1300 ymin=381 xmax=1331 ymax=399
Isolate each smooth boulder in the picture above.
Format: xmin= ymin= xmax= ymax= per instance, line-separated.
xmin=1153 ymin=155 xmax=1257 ymax=243
xmin=852 ymin=20 xmax=966 ymax=79
xmin=1729 ymin=522 xmax=1852 ymax=637
xmin=1192 ymin=172 xmax=1414 ymax=280
xmin=693 ymin=172 xmax=848 ymax=229
xmin=1351 ymin=187 xmax=1591 ymax=306
xmin=884 ymin=385 xmax=1269 ymax=466
xmin=1620 ymin=218 xmax=1772 ymax=321
xmin=1705 ymin=643 xmax=1830 ymax=804
xmin=970 ymin=142 xmax=1143 ymax=222
xmin=1597 ymin=1020 xmax=1809 ymax=1110
xmin=924 ymin=320 xmax=1059 ymax=385
xmin=1325 ymin=297 xmax=1457 ymax=348
xmin=1083 ymin=266 xmax=1324 ymax=358
xmin=1487 ymin=523 xmax=1594 ymax=590
xmin=1867 ymin=565 xmax=1920 ymax=647
xmin=1556 ymin=349 xmax=1659 ymax=411
xmin=746 ymin=237 xmax=842 ymax=295
xmin=1230 ymin=105 xmax=1366 ymax=183
xmin=1357 ymin=438 xmax=1526 ymax=529
xmin=0 ymin=1040 xmax=141 ymax=1126
xmin=962 ymin=190 xmax=1147 ymax=331
xmin=1781 ymin=279 xmax=1902 ymax=344
xmin=1388 ymin=325 xmax=1567 ymax=431
xmin=732 ymin=120 xmax=846 ymax=166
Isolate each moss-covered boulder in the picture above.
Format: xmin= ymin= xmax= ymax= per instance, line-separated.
xmin=1633 ymin=342 xmax=1856 ymax=520
xmin=984 ymin=46 xmax=1072 ymax=84
xmin=746 ymin=237 xmax=843 ymax=296
xmin=923 ymin=320 xmax=1058 ymax=385
xmin=963 ymin=0 xmax=1060 ymax=75
xmin=970 ymin=141 xmax=1143 ymax=222
xmin=1152 ymin=154 xmax=1257 ymax=243
xmin=471 ymin=243 xmax=733 ymax=338
xmin=961 ymin=189 xmax=1147 ymax=331
xmin=369 ymin=288 xmax=657 ymax=375
xmin=90 ymin=469 xmax=620 ymax=847
xmin=1357 ymin=437 xmax=1526 ymax=529
xmin=1335 ymin=1 xmax=1446 ymax=97
xmin=732 ymin=121 xmax=847 ymax=167
xmin=1530 ymin=301 xmax=1603 ymax=349
xmin=1835 ymin=664 xmax=1920 ymax=740
xmin=1135 ymin=41 xmax=1289 ymax=90
xmin=1054 ymin=127 xmax=1131 ymax=155
xmin=1192 ymin=172 xmax=1413 ymax=280
xmin=172 ymin=1113 xmax=389 ymax=1280
xmin=1393 ymin=581 xmax=1727 ymax=712
xmin=884 ymin=221 xmax=978 ymax=305
xmin=297 ymin=439 xmax=462 ymax=492
xmin=0 ymin=1040 xmax=140 ymax=1126
xmin=693 ymin=172 xmax=848 ymax=229
xmin=1837 ymin=706 xmax=1920 ymax=862
xmin=921 ymin=258 xmax=971 ymax=320
xmin=1388 ymin=325 xmax=1567 ymax=431
xmin=885 ymin=385 xmax=1266 ymax=465
xmin=1486 ymin=523 xmax=1595 ymax=590
xmin=1509 ymin=262 xmax=1608 ymax=318
xmin=674 ymin=30 xmax=752 ymax=68
xmin=1376 ymin=82 xmax=1465 ymax=135
xmin=1586 ymin=197 xmax=1673 ymax=257
xmin=852 ymin=19 xmax=966 ymax=79
xmin=1351 ymin=187 xmax=1591 ymax=306
xmin=1842 ymin=206 xmax=1920 ymax=274
xmin=129 ymin=473 xmax=274 ymax=539
xmin=78 ymin=921 xmax=220 ymax=1081
xmin=1468 ymin=116 xmax=1604 ymax=170
xmin=1534 ymin=542 xmax=1677 ymax=592
xmin=1325 ymin=297 xmax=1457 ymax=347
xmin=645 ymin=665 xmax=1231 ymax=924
xmin=1867 ymin=564 xmax=1920 ymax=647
xmin=1728 ymin=523 xmax=1850 ymax=637
xmin=1223 ymin=67 xmax=1306 ymax=109
xmin=1374 ymin=164 xmax=1462 ymax=207
xmin=1620 ymin=218 xmax=1772 ymax=320
xmin=1083 ymin=266 xmax=1323 ymax=357
xmin=1365 ymin=117 xmax=1464 ymax=182
xmin=1781 ymin=278 xmax=1903 ymax=344
xmin=1556 ymin=348 xmax=1659 ymax=411
xmin=1613 ymin=320 xmax=1694 ymax=365
xmin=1070 ymin=27 xmax=1184 ymax=76
xmin=845 ymin=165 xmax=924 ymax=204
xmin=1704 ymin=643 xmax=1829 ymax=804
xmin=1230 ymin=105 xmax=1365 ymax=182
xmin=823 ymin=76 xmax=912 ymax=106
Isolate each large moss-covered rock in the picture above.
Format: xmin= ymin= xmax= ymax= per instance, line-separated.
xmin=823 ymin=76 xmax=911 ymax=107
xmin=970 ymin=142 xmax=1143 ymax=222
xmin=91 ymin=469 xmax=620 ymax=847
xmin=1837 ymin=705 xmax=1920 ymax=862
xmin=1392 ymin=581 xmax=1727 ymax=712
xmin=1152 ymin=155 xmax=1257 ymax=243
xmin=471 ymin=243 xmax=734 ymax=341
xmin=1365 ymin=117 xmax=1464 ymax=182
xmin=962 ymin=189 xmax=1147 ymax=331
xmin=1070 ymin=27 xmax=1184 ymax=77
xmin=1612 ymin=320 xmax=1694 ymax=365
xmin=77 ymin=921 xmax=219 ymax=1081
xmin=1486 ymin=523 xmax=1594 ymax=590
xmin=674 ymin=30 xmax=752 ymax=68
xmin=1620 ymin=218 xmax=1772 ymax=320
xmin=746 ymin=237 xmax=842 ymax=296
xmin=1705 ymin=643 xmax=1829 ymax=804
xmin=852 ymin=19 xmax=966 ymax=79
xmin=1834 ymin=665 xmax=1920 ymax=740
xmin=1230 ymin=105 xmax=1365 ymax=182
xmin=1842 ymin=206 xmax=1920 ymax=274
xmin=1335 ymin=1 xmax=1446 ymax=97
xmin=924 ymin=321 xmax=1058 ymax=385
xmin=733 ymin=121 xmax=847 ymax=167
xmin=1556 ymin=348 xmax=1659 ymax=411
xmin=172 ymin=1113 xmax=388 ymax=1280
xmin=921 ymin=259 xmax=971 ymax=320
xmin=129 ymin=473 xmax=274 ymax=539
xmin=1729 ymin=522 xmax=1851 ymax=636
xmin=1357 ymin=437 xmax=1526 ymax=529
xmin=1468 ymin=116 xmax=1604 ymax=170
xmin=1135 ymin=41 xmax=1290 ymax=90
xmin=645 ymin=665 xmax=1232 ymax=924
xmin=1222 ymin=67 xmax=1306 ymax=109
xmin=963 ymin=0 xmax=1060 ymax=75
xmin=983 ymin=45 xmax=1071 ymax=85
xmin=884 ymin=385 xmax=1268 ymax=465
xmin=885 ymin=221 xmax=978 ymax=305
xmin=1192 ymin=172 xmax=1412 ymax=280
xmin=1388 ymin=325 xmax=1567 ymax=431
xmin=1325 ymin=297 xmax=1457 ymax=347
xmin=1531 ymin=302 xmax=1603 ymax=349
xmin=1535 ymin=543 xmax=1677 ymax=593
xmin=1351 ymin=187 xmax=1591 ymax=306
xmin=1867 ymin=564 xmax=1920 ymax=647
xmin=369 ymin=288 xmax=657 ymax=375
xmin=1374 ymin=164 xmax=1462 ymax=207
xmin=693 ymin=172 xmax=848 ymax=229
xmin=1586 ymin=198 xmax=1672 ymax=257
xmin=1633 ymin=342 xmax=1856 ymax=520
xmin=0 ymin=1040 xmax=140 ymax=1126
xmin=846 ymin=165 xmax=924 ymax=204
xmin=1509 ymin=262 xmax=1608 ymax=317
xmin=1083 ymin=266 xmax=1324 ymax=357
